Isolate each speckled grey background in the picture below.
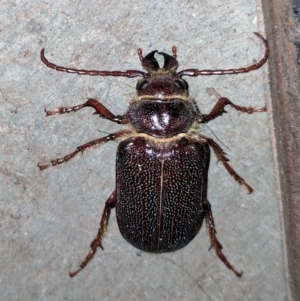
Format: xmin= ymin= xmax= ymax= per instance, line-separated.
xmin=0 ymin=1 xmax=285 ymax=300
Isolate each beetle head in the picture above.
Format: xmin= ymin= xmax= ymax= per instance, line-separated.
xmin=136 ymin=50 xmax=189 ymax=98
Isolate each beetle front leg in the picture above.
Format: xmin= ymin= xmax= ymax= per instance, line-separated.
xmin=204 ymin=198 xmax=243 ymax=277
xmin=38 ymin=129 xmax=130 ymax=170
xmin=198 ymin=97 xmax=266 ymax=124
xmin=45 ymin=98 xmax=128 ymax=124
xmin=69 ymin=190 xmax=117 ymax=277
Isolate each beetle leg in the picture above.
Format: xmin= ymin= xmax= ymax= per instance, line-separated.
xmin=44 ymin=98 xmax=129 ymax=124
xmin=198 ymin=97 xmax=266 ymax=124
xmin=203 ymin=198 xmax=243 ymax=277
xmin=200 ymin=135 xmax=253 ymax=193
xmin=69 ymin=190 xmax=117 ymax=277
xmin=38 ymin=129 xmax=131 ymax=170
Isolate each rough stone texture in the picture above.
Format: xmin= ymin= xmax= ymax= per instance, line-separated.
xmin=262 ymin=0 xmax=300 ymax=300
xmin=0 ymin=1 xmax=285 ymax=300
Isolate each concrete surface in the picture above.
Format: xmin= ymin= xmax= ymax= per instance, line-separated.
xmin=0 ymin=0 xmax=286 ymax=300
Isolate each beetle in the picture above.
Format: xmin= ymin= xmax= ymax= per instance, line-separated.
xmin=39 ymin=32 xmax=268 ymax=277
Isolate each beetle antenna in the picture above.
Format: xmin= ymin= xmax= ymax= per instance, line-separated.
xmin=177 ymin=32 xmax=268 ymax=77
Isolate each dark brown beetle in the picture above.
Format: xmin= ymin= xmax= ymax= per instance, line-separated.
xmin=39 ymin=32 xmax=268 ymax=277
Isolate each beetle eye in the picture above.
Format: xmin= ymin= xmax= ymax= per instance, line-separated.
xmin=136 ymin=80 xmax=149 ymax=91
xmin=174 ymin=79 xmax=188 ymax=90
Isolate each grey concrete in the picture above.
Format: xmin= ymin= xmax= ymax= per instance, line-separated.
xmin=0 ymin=1 xmax=285 ymax=300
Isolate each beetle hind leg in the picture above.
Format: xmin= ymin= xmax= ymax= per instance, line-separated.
xmin=204 ymin=198 xmax=243 ymax=277
xmin=69 ymin=190 xmax=117 ymax=277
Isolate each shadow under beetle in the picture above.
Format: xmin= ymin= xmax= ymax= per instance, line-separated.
xmin=39 ymin=32 xmax=269 ymax=277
